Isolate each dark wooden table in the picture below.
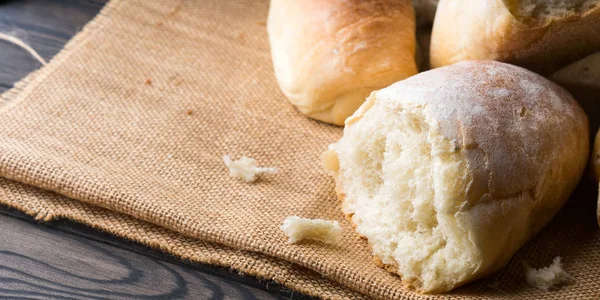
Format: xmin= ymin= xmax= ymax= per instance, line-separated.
xmin=0 ymin=1 xmax=311 ymax=299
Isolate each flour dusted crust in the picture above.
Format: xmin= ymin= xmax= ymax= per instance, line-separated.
xmin=323 ymin=61 xmax=589 ymax=293
xmin=268 ymin=0 xmax=418 ymax=125
xmin=430 ymin=0 xmax=600 ymax=74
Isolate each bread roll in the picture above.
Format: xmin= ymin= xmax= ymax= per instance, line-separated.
xmin=267 ymin=0 xmax=418 ymax=126
xmin=551 ymin=51 xmax=600 ymax=138
xmin=552 ymin=51 xmax=600 ymax=90
xmin=430 ymin=0 xmax=600 ymax=74
xmin=323 ymin=61 xmax=589 ymax=293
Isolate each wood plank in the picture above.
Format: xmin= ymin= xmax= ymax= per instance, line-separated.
xmin=0 ymin=0 xmax=108 ymax=92
xmin=0 ymin=205 xmax=307 ymax=299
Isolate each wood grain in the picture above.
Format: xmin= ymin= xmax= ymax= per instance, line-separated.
xmin=0 ymin=207 xmax=299 ymax=299
xmin=0 ymin=0 xmax=107 ymax=93
xmin=0 ymin=1 xmax=311 ymax=299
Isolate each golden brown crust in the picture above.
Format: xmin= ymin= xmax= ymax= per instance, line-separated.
xmin=430 ymin=0 xmax=600 ymax=74
xmin=268 ymin=0 xmax=418 ymax=125
xmin=372 ymin=254 xmax=429 ymax=292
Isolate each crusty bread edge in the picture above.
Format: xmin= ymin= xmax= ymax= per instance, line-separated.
xmin=431 ymin=0 xmax=600 ymax=74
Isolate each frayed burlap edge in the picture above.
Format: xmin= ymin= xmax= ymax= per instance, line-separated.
xmin=0 ymin=178 xmax=367 ymax=300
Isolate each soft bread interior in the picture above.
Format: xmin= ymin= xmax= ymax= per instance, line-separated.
xmin=503 ymin=0 xmax=600 ymax=21
xmin=331 ymin=98 xmax=479 ymax=293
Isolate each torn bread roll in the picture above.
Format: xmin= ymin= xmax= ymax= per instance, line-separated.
xmin=430 ymin=0 xmax=600 ymax=74
xmin=267 ymin=0 xmax=418 ymax=125
xmin=323 ymin=61 xmax=589 ymax=293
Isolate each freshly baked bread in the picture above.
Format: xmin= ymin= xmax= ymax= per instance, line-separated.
xmin=430 ymin=0 xmax=600 ymax=74
xmin=323 ymin=61 xmax=589 ymax=293
xmin=551 ymin=51 xmax=600 ymax=136
xmin=267 ymin=0 xmax=418 ymax=125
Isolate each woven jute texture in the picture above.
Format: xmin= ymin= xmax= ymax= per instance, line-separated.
xmin=1 ymin=1 xmax=599 ymax=299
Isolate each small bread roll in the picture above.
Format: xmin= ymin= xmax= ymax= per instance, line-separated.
xmin=552 ymin=51 xmax=600 ymax=90
xmin=551 ymin=51 xmax=600 ymax=138
xmin=430 ymin=0 xmax=600 ymax=74
xmin=323 ymin=61 xmax=589 ymax=293
xmin=267 ymin=0 xmax=418 ymax=125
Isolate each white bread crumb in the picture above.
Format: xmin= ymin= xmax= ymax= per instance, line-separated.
xmin=524 ymin=257 xmax=573 ymax=291
xmin=280 ymin=216 xmax=342 ymax=244
xmin=223 ymin=155 xmax=277 ymax=183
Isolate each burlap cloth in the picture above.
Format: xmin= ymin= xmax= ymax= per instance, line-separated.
xmin=1 ymin=1 xmax=599 ymax=299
